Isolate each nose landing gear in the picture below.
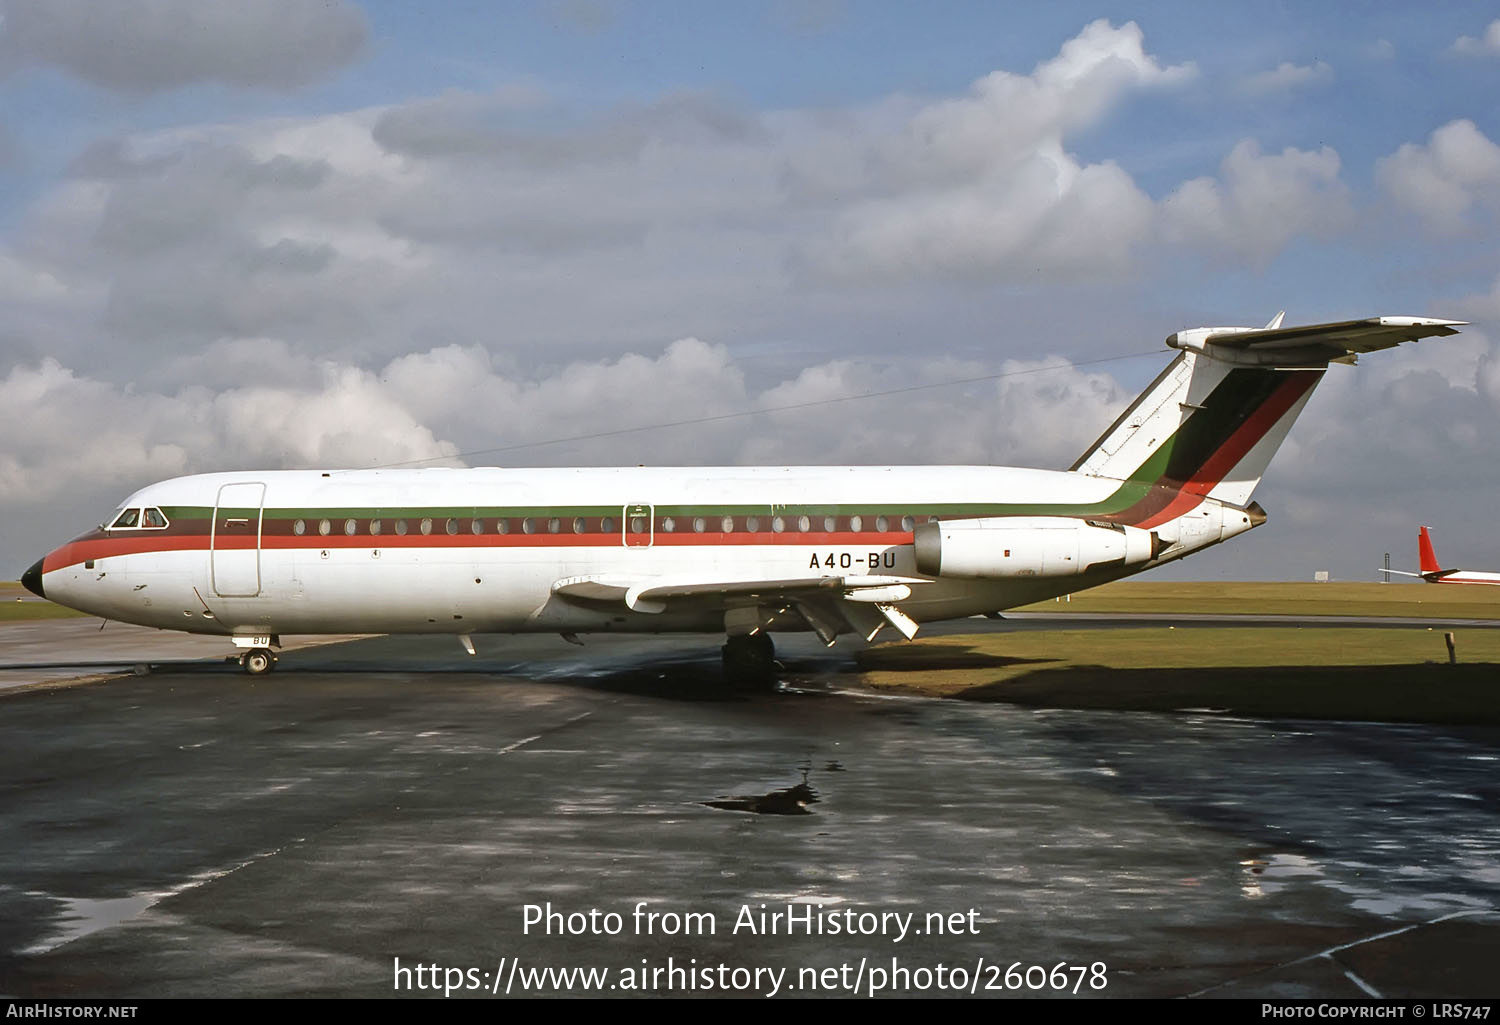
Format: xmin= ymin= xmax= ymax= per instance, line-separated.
xmin=240 ymin=648 xmax=278 ymax=675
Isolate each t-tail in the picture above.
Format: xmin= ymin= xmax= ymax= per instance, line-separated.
xmin=1396 ymin=525 xmax=1500 ymax=585
xmin=1070 ymin=314 xmax=1465 ymax=560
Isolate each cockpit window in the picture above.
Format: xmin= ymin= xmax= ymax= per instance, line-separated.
xmin=108 ymin=506 xmax=168 ymax=530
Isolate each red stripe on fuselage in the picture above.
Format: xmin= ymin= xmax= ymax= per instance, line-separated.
xmin=41 ymin=530 xmax=916 ymax=571
xmin=1134 ymin=372 xmax=1319 ymax=529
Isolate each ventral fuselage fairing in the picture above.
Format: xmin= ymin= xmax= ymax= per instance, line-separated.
xmin=22 ymin=314 xmax=1464 ymax=679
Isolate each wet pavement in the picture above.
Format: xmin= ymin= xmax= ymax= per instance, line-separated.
xmin=1 ymin=625 xmax=1498 ymax=998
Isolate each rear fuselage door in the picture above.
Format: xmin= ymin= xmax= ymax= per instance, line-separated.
xmin=623 ymin=504 xmax=653 ymax=547
xmin=212 ymin=482 xmax=266 ymax=597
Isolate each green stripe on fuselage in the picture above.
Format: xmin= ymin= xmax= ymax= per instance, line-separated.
xmin=160 ymin=480 xmax=1164 ymax=527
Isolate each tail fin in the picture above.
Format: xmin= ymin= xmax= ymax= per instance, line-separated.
xmin=1071 ymin=349 xmax=1323 ymax=525
xmin=1071 ymin=315 xmax=1464 ymax=529
xmin=1418 ymin=525 xmax=1442 ymax=575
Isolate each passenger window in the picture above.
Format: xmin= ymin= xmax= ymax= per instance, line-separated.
xmin=901 ymin=515 xmax=915 ymax=532
xmin=446 ymin=518 xmax=459 ymax=535
xmin=573 ymin=517 xmax=586 ymax=534
xmin=875 ymin=515 xmax=889 ymax=532
xmin=395 ymin=520 xmax=408 ymax=535
xmin=293 ymin=519 xmax=306 ymax=536
xmin=798 ymin=515 xmax=811 ymax=532
xmin=522 ymin=518 xmax=536 ymax=534
xmin=600 ymin=517 xmax=615 ymax=534
xmin=771 ymin=516 xmax=785 ymax=533
xmin=662 ymin=517 xmax=676 ymax=533
xmin=370 ymin=519 xmax=382 ymax=535
xmin=693 ymin=517 xmax=706 ymax=533
xmin=472 ymin=519 xmax=484 ymax=534
xmin=111 ymin=509 xmax=140 ymax=528
xmin=143 ymin=508 xmax=168 ymax=528
xmin=745 ymin=516 xmax=760 ymax=532
xmin=318 ymin=519 xmax=331 ymax=536
xmin=420 ymin=518 xmax=433 ymax=535
xmin=849 ymin=515 xmax=863 ymax=532
xmin=720 ymin=516 xmax=734 ymax=533
xmin=823 ymin=516 xmax=836 ymax=532
xmin=345 ymin=519 xmax=357 ymax=536
xmin=496 ymin=519 xmax=510 ymax=534
xmin=547 ymin=518 xmax=561 ymax=534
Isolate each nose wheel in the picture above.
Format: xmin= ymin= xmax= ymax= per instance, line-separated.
xmin=240 ymin=648 xmax=277 ymax=675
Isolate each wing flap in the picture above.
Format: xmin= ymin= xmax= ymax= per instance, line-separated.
xmin=555 ymin=573 xmax=926 ymax=603
xmin=552 ymin=573 xmax=927 ymax=640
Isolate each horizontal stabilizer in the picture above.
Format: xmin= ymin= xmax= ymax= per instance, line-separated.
xmin=1168 ymin=316 xmax=1465 ymax=367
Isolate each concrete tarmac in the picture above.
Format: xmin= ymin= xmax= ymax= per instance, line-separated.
xmin=1 ymin=621 xmax=1498 ymax=999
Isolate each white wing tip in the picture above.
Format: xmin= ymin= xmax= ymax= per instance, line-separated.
xmin=1374 ymin=316 xmax=1467 ymax=327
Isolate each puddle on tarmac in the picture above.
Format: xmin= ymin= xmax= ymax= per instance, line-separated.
xmin=704 ymin=773 xmax=821 ymax=816
xmin=22 ymin=893 xmax=160 ymax=954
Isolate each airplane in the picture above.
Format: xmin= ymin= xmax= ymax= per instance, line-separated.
xmin=1386 ymin=526 xmax=1500 ymax=586
xmin=21 ymin=313 xmax=1464 ymax=684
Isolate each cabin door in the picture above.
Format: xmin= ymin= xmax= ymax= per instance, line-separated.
xmin=212 ymin=482 xmax=266 ymax=597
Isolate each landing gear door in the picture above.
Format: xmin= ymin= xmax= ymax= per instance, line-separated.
xmin=212 ymin=482 xmax=266 ymax=597
xmin=623 ymin=504 xmax=653 ymax=548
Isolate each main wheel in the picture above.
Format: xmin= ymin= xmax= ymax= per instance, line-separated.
xmin=721 ymin=632 xmax=777 ymax=689
xmin=242 ymin=648 xmax=277 ymax=675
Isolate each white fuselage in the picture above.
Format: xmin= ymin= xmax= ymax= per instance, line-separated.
xmin=35 ymin=465 xmax=1250 ymax=641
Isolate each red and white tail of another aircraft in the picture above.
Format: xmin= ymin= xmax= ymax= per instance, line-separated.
xmin=1389 ymin=526 xmax=1500 ymax=585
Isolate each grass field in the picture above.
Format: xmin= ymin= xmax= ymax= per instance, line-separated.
xmin=0 ymin=582 xmax=86 ymax=621
xmin=1015 ymin=580 xmax=1500 ymax=620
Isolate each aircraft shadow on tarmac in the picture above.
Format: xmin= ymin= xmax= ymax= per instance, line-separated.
xmin=855 ymin=640 xmax=1500 ymax=726
xmin=143 ymin=639 xmax=853 ymax=704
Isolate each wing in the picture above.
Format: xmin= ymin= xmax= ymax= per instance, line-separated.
xmin=552 ymin=573 xmax=928 ymax=643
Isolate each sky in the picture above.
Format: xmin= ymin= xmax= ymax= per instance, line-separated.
xmin=2 ymin=0 xmax=1499 ymax=581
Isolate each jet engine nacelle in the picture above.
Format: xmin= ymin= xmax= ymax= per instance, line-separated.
xmin=913 ymin=516 xmax=1156 ymax=579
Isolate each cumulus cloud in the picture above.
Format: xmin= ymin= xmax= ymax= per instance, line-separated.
xmin=1451 ymin=20 xmax=1500 ymax=57
xmin=0 ymin=338 xmax=1131 ymax=521
xmin=0 ymin=0 xmax=366 ymax=92
xmin=1160 ymin=139 xmax=1354 ymax=264
xmin=1376 ymin=119 xmax=1500 ymax=235
xmin=814 ymin=19 xmax=1194 ymax=280
xmin=9 ymin=17 xmax=1487 ymax=580
xmin=0 ymin=19 xmax=1223 ymax=384
xmin=0 ymin=353 xmax=458 ymax=502
xmin=1239 ymin=60 xmax=1333 ymax=95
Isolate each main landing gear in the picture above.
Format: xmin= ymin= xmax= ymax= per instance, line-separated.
xmin=722 ymin=632 xmax=779 ymax=689
xmin=239 ymin=648 xmax=278 ymax=675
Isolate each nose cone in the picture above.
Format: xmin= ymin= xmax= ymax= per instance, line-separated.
xmin=21 ymin=558 xmax=45 ymax=599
